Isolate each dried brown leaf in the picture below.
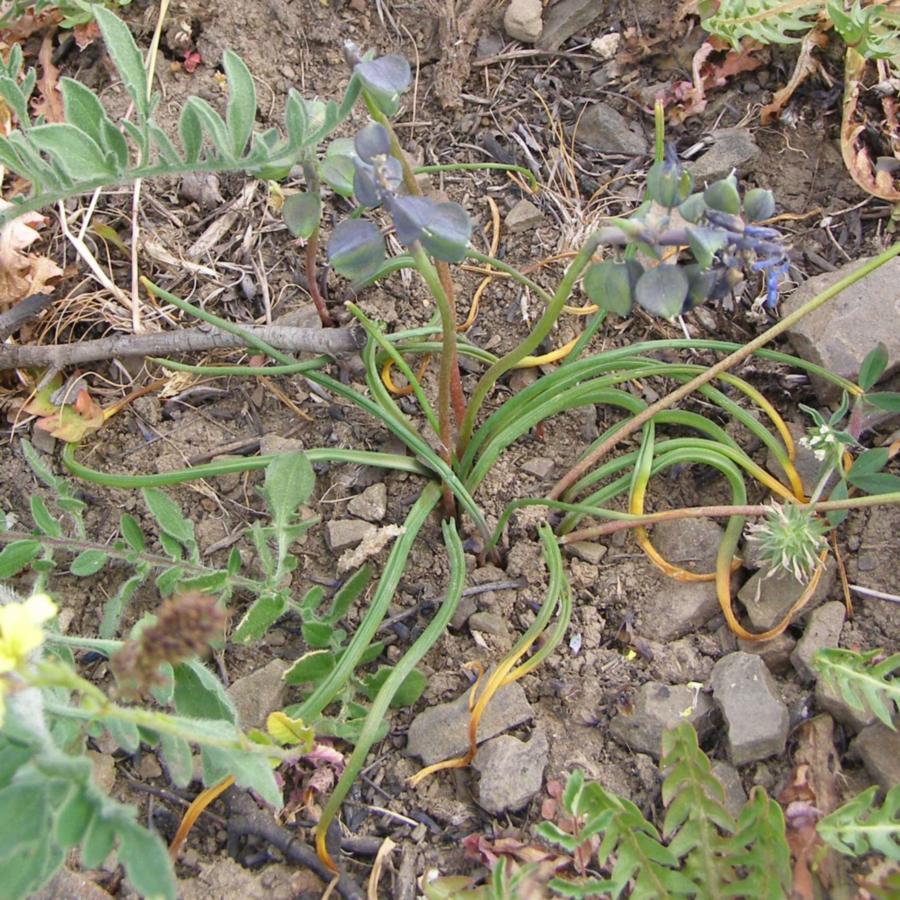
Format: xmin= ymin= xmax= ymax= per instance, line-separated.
xmin=761 ymin=26 xmax=829 ymax=125
xmin=0 ymin=199 xmax=63 ymax=310
xmin=33 ymin=31 xmax=64 ymax=124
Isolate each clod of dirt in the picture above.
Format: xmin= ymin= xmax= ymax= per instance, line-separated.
xmin=686 ymin=128 xmax=760 ymax=184
xmin=179 ymin=858 xmax=321 ymax=900
xmin=637 ymin=576 xmax=721 ymax=642
xmin=565 ymin=540 xmax=608 ymax=565
xmin=710 ymin=760 xmax=748 ymax=818
xmin=406 ymin=681 xmax=534 ymax=766
xmin=347 ymin=482 xmax=387 ymax=522
xmin=609 ymin=681 xmax=716 ymax=760
xmin=537 ymin=0 xmax=603 ymax=50
xmin=503 ymin=0 xmax=543 ymax=44
xmin=574 ymin=102 xmax=648 ymax=157
xmin=710 ymin=652 xmax=789 ymax=766
xmin=32 ymin=867 xmax=111 ymax=900
xmin=324 ymin=518 xmax=377 ymax=552
xmin=738 ymin=557 xmax=837 ymax=632
xmin=179 ymin=172 xmax=225 ymax=211
xmin=472 ymin=728 xmax=549 ymax=814
xmin=791 ymin=601 xmax=846 ymax=683
xmin=227 ymin=658 xmax=290 ymax=730
xmin=851 ymin=723 xmax=900 ymax=792
xmin=783 ymin=256 xmax=900 ymax=403
xmin=505 ymin=199 xmax=545 ymax=234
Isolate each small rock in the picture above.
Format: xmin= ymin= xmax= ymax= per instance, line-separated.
xmin=591 ymin=32 xmax=621 ymax=59
xmin=522 ymin=456 xmax=555 ymax=478
xmin=87 ymin=750 xmax=116 ymax=794
xmin=324 ymin=518 xmax=376 ymax=552
xmin=228 ymin=659 xmax=289 ymax=730
xmin=509 ymin=367 xmax=538 ymax=393
xmin=260 ymin=434 xmax=306 ymax=455
xmin=537 ymin=0 xmax=602 ymax=50
xmin=503 ymin=0 xmax=542 ymax=43
xmin=782 ymin=256 xmax=900 ymax=403
xmin=738 ymin=557 xmax=837 ymax=632
xmin=468 ymin=611 xmax=510 ymax=638
xmin=575 ymin=102 xmax=648 ymax=157
xmin=710 ymin=652 xmax=789 ymax=765
xmin=473 ymin=728 xmax=549 ymax=813
xmin=347 ymin=483 xmax=387 ymax=522
xmin=138 ymin=754 xmax=163 ymax=780
xmin=851 ymin=723 xmax=900 ymax=792
xmin=566 ymin=540 xmax=608 ymax=565
xmin=711 ymin=760 xmax=748 ymax=818
xmin=610 ymin=682 xmax=715 ymax=760
xmin=505 ymin=198 xmax=545 ymax=233
xmin=791 ymin=601 xmax=846 ymax=682
xmin=30 ymin=424 xmax=56 ymax=454
xmin=687 ymin=128 xmax=760 ymax=183
xmin=652 ymin=518 xmax=725 ymax=574
xmin=406 ymin=680 xmax=534 ymax=765
xmin=450 ymin=592 xmax=478 ymax=630
xmin=737 ymin=632 xmax=797 ymax=675
xmin=816 ymin=674 xmax=879 ymax=732
xmin=637 ymin=577 xmax=721 ymax=641
xmin=179 ymin=171 xmax=224 ymax=210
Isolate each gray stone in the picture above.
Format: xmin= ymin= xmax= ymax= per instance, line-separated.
xmin=406 ymin=680 xmax=534 ymax=765
xmin=566 ymin=540 xmax=608 ymax=565
xmin=738 ymin=557 xmax=837 ymax=632
xmin=503 ymin=0 xmax=543 ymax=43
xmin=852 ymin=723 xmax=900 ymax=791
xmin=637 ymin=576 xmax=721 ymax=641
xmin=652 ymin=517 xmax=725 ymax=574
xmin=30 ymin=423 xmax=56 ymax=454
xmin=791 ymin=601 xmax=846 ymax=682
xmin=610 ymin=682 xmax=716 ymax=760
xmin=816 ymin=674 xmax=879 ymax=732
xmin=538 ymin=0 xmax=603 ymax=50
xmin=324 ymin=518 xmax=376 ymax=552
xmin=711 ymin=760 xmax=748 ymax=819
xmin=574 ymin=102 xmax=648 ymax=157
xmin=687 ymin=128 xmax=760 ymax=183
xmin=765 ymin=421 xmax=838 ymax=499
xmin=450 ymin=591 xmax=478 ymax=630
xmin=737 ymin=631 xmax=797 ymax=675
xmin=710 ymin=652 xmax=789 ymax=765
xmin=473 ymin=728 xmax=549 ymax=813
xmin=522 ymin=456 xmax=555 ymax=478
xmin=783 ymin=256 xmax=900 ymax=403
xmin=505 ymin=198 xmax=545 ymax=233
xmin=347 ymin=483 xmax=387 ymax=522
xmin=469 ymin=612 xmax=511 ymax=639
xmin=228 ymin=659 xmax=289 ymax=730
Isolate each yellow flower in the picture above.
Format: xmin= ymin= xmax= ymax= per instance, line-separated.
xmin=0 ymin=592 xmax=56 ymax=728
xmin=0 ymin=592 xmax=57 ymax=673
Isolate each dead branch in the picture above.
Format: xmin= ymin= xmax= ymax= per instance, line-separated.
xmin=0 ymin=324 xmax=364 ymax=371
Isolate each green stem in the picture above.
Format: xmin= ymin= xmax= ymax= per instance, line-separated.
xmin=314 ymin=518 xmax=464 ymax=867
xmin=457 ymin=232 xmax=601 ymax=457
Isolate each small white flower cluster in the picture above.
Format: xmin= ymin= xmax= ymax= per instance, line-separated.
xmin=799 ymin=424 xmax=841 ymax=463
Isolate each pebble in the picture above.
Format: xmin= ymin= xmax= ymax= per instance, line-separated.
xmin=851 ymin=723 xmax=900 ymax=791
xmin=505 ymin=198 xmax=545 ymax=233
xmin=710 ymin=652 xmax=789 ymax=765
xmin=737 ymin=631 xmax=797 ymax=675
xmin=711 ymin=760 xmax=748 ymax=818
xmin=652 ymin=517 xmax=725 ymax=574
xmin=138 ymin=754 xmax=163 ymax=780
xmin=782 ymin=256 xmax=900 ymax=403
xmin=737 ymin=557 xmax=837 ymax=632
xmin=522 ymin=456 xmax=555 ymax=478
xmin=468 ymin=611 xmax=510 ymax=638
xmin=609 ymin=681 xmax=715 ymax=760
xmin=791 ymin=601 xmax=846 ymax=683
xmin=347 ymin=483 xmax=387 ymax=522
xmin=227 ymin=659 xmax=289 ymax=730
xmin=574 ymin=102 xmax=648 ymax=156
xmin=473 ymin=728 xmax=549 ymax=813
xmin=686 ymin=128 xmax=760 ymax=183
xmin=406 ymin=680 xmax=534 ymax=766
xmin=87 ymin=750 xmax=116 ymax=794
xmin=324 ymin=518 xmax=376 ymax=552
xmin=503 ymin=0 xmax=543 ymax=43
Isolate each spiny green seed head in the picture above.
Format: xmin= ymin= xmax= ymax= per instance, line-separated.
xmin=747 ymin=503 xmax=829 ymax=583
